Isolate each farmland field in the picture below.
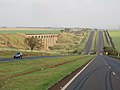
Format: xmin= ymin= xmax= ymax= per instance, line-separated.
xmin=109 ymin=30 xmax=120 ymax=51
xmin=0 ymin=30 xmax=60 ymax=34
xmin=0 ymin=55 xmax=94 ymax=90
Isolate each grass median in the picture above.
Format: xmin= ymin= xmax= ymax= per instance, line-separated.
xmin=0 ymin=55 xmax=94 ymax=90
xmin=78 ymin=31 xmax=90 ymax=51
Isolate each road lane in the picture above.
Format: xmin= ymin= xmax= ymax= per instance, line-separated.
xmin=0 ymin=56 xmax=66 ymax=62
xmin=97 ymin=31 xmax=104 ymax=52
xmin=63 ymin=31 xmax=120 ymax=90
xmin=65 ymin=55 xmax=120 ymax=90
xmin=82 ymin=31 xmax=95 ymax=54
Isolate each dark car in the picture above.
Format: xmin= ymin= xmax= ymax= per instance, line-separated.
xmin=14 ymin=52 xmax=23 ymax=59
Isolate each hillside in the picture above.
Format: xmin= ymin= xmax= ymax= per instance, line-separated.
xmin=51 ymin=30 xmax=87 ymax=52
xmin=0 ymin=34 xmax=28 ymax=49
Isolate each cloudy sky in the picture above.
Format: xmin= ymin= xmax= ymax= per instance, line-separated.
xmin=0 ymin=0 xmax=120 ymax=29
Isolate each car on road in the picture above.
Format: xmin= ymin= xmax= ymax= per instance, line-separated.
xmin=98 ymin=51 xmax=104 ymax=55
xmin=14 ymin=52 xmax=23 ymax=59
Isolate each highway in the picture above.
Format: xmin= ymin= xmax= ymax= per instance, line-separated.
xmin=0 ymin=56 xmax=65 ymax=62
xmin=82 ymin=31 xmax=95 ymax=54
xmin=65 ymin=55 xmax=120 ymax=90
xmin=97 ymin=31 xmax=104 ymax=52
xmin=62 ymin=31 xmax=120 ymax=90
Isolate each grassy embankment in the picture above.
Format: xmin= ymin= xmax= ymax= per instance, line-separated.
xmin=0 ymin=34 xmax=27 ymax=49
xmin=52 ymin=30 xmax=87 ymax=53
xmin=78 ymin=31 xmax=90 ymax=51
xmin=109 ymin=30 xmax=120 ymax=52
xmin=0 ymin=55 xmax=94 ymax=90
xmin=0 ymin=34 xmax=51 ymax=58
xmin=0 ymin=30 xmax=60 ymax=49
xmin=0 ymin=30 xmax=61 ymax=57
xmin=102 ymin=31 xmax=110 ymax=47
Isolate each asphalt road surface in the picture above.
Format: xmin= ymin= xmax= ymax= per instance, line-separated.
xmin=97 ymin=31 xmax=104 ymax=53
xmin=82 ymin=31 xmax=95 ymax=54
xmin=0 ymin=56 xmax=66 ymax=62
xmin=63 ymin=31 xmax=120 ymax=90
xmin=65 ymin=55 xmax=120 ymax=90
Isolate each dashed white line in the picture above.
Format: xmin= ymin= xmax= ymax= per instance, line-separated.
xmin=112 ymin=72 xmax=116 ymax=75
xmin=112 ymin=72 xmax=119 ymax=79
xmin=104 ymin=60 xmax=108 ymax=66
xmin=109 ymin=67 xmax=111 ymax=69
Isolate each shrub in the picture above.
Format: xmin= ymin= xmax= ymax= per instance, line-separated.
xmin=103 ymin=47 xmax=118 ymax=55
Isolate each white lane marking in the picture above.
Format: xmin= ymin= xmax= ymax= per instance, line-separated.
xmin=112 ymin=72 xmax=119 ymax=79
xmin=112 ymin=72 xmax=116 ymax=75
xmin=116 ymin=77 xmax=118 ymax=79
xmin=104 ymin=60 xmax=108 ymax=66
xmin=104 ymin=60 xmax=112 ymax=69
xmin=61 ymin=57 xmax=96 ymax=90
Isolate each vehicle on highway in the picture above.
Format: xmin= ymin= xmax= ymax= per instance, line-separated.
xmin=14 ymin=52 xmax=23 ymax=59
xmin=98 ymin=51 xmax=104 ymax=55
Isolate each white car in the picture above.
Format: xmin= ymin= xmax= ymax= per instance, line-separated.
xmin=14 ymin=52 xmax=23 ymax=59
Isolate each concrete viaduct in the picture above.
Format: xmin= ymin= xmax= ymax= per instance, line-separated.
xmin=26 ymin=34 xmax=59 ymax=49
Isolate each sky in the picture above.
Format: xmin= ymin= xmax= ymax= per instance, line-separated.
xmin=0 ymin=0 xmax=120 ymax=29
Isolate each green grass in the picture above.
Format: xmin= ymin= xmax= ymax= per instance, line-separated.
xmin=0 ymin=55 xmax=94 ymax=90
xmin=0 ymin=30 xmax=60 ymax=34
xmin=55 ymin=32 xmax=83 ymax=49
xmin=0 ymin=34 xmax=27 ymax=49
xmin=102 ymin=31 xmax=110 ymax=47
xmin=109 ymin=30 xmax=120 ymax=51
xmin=78 ymin=31 xmax=90 ymax=51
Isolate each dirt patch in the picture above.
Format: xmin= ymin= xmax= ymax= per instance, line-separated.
xmin=48 ymin=58 xmax=93 ymax=90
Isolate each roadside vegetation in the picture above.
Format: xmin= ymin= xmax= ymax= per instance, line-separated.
xmin=103 ymin=31 xmax=110 ymax=47
xmin=0 ymin=55 xmax=94 ymax=90
xmin=78 ymin=30 xmax=90 ymax=52
xmin=24 ymin=37 xmax=43 ymax=50
xmin=50 ymin=29 xmax=88 ymax=54
xmin=109 ymin=30 xmax=120 ymax=52
xmin=0 ymin=34 xmax=27 ymax=49
xmin=103 ymin=30 xmax=120 ymax=56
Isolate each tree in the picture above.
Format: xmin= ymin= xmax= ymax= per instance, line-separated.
xmin=24 ymin=37 xmax=42 ymax=50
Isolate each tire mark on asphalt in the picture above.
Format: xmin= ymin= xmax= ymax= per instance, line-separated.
xmin=72 ymin=65 xmax=106 ymax=90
